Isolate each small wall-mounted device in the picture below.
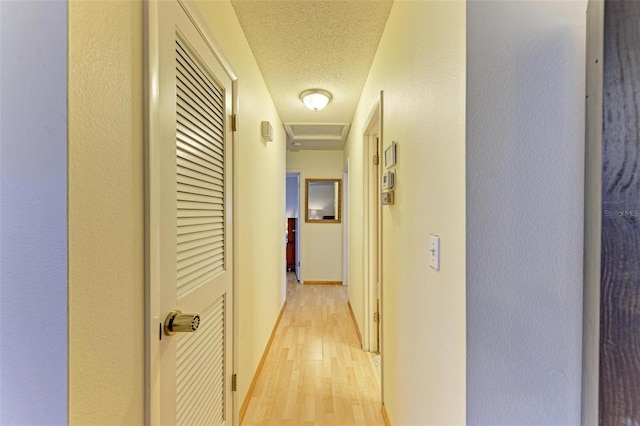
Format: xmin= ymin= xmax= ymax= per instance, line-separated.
xmin=261 ymin=121 xmax=273 ymax=142
xmin=381 ymin=191 xmax=394 ymax=205
xmin=429 ymin=235 xmax=440 ymax=271
xmin=382 ymin=170 xmax=395 ymax=191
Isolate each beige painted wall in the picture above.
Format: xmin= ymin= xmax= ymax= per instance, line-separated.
xmin=68 ymin=1 xmax=145 ymax=424
xmin=287 ymin=150 xmax=344 ymax=282
xmin=344 ymin=1 xmax=466 ymax=424
xmin=69 ymin=0 xmax=285 ymax=423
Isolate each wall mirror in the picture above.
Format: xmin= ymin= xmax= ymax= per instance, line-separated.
xmin=305 ymin=178 xmax=342 ymax=223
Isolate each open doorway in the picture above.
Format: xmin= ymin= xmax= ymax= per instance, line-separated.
xmin=286 ymin=172 xmax=301 ymax=282
xmin=363 ymin=92 xmax=383 ymax=369
xmin=343 ymin=162 xmax=349 ymax=287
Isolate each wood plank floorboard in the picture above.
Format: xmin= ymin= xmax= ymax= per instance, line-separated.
xmin=242 ymin=275 xmax=384 ymax=425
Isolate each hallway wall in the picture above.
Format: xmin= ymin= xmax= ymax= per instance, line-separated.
xmin=287 ymin=150 xmax=344 ymax=282
xmin=1 ymin=2 xmax=68 ymax=424
xmin=68 ymin=1 xmax=286 ymax=423
xmin=68 ymin=2 xmax=145 ymax=423
xmin=344 ymin=2 xmax=466 ymax=424
xmin=466 ymin=2 xmax=586 ymax=424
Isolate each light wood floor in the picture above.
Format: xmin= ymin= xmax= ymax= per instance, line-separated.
xmin=241 ymin=275 xmax=384 ymax=425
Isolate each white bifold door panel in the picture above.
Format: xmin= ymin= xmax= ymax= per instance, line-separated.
xmin=147 ymin=1 xmax=235 ymax=424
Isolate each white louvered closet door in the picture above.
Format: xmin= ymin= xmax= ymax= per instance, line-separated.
xmin=152 ymin=1 xmax=234 ymax=425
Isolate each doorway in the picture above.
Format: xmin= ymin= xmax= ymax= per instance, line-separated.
xmin=343 ymin=163 xmax=349 ymax=286
xmin=363 ymin=92 xmax=383 ymax=359
xmin=286 ymin=172 xmax=301 ymax=282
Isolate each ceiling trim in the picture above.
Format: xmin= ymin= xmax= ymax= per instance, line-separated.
xmin=285 ymin=123 xmax=351 ymax=151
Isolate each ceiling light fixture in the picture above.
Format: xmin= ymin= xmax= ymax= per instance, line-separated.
xmin=300 ymin=89 xmax=332 ymax=111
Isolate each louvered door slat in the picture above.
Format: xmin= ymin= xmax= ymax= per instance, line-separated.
xmin=177 ymin=132 xmax=223 ymax=164
xmin=177 ymin=165 xmax=222 ymax=188
xmin=177 ymin=74 xmax=224 ymax=127
xmin=178 ymin=200 xmax=223 ymax=212
xmin=176 ymin=116 xmax=224 ymax=153
xmin=178 ymin=184 xmax=222 ymax=199
xmin=178 ymin=193 xmax=224 ymax=206
xmin=177 ymin=215 xmax=220 ymax=226
xmin=177 ymin=322 xmax=225 ymax=417
xmin=177 ymin=235 xmax=224 ymax=254
xmin=177 ymin=209 xmax=223 ymax=219
xmin=177 ymin=234 xmax=223 ymax=254
xmin=177 ymin=122 xmax=223 ymax=158
xmin=176 ymin=245 xmax=224 ymax=267
xmin=177 ymin=248 xmax=224 ymax=275
xmin=177 ymin=250 xmax=223 ymax=281
xmin=176 ymin=116 xmax=223 ymax=164
xmin=176 ymin=44 xmax=224 ymax=107
xmin=176 ymin=310 xmax=224 ymax=368
xmin=177 ymin=157 xmax=223 ymax=182
xmin=177 ymin=144 xmax=224 ymax=176
xmin=178 ymin=173 xmax=223 ymax=193
xmin=175 ymin=61 xmax=224 ymax=114
xmin=176 ymin=295 xmax=225 ymax=426
xmin=176 ymin=49 xmax=224 ymax=109
xmin=176 ymin=128 xmax=223 ymax=166
xmin=176 ymin=77 xmax=224 ymax=129
xmin=176 ymin=315 xmax=224 ymax=381
xmin=177 ymin=97 xmax=224 ymax=137
xmin=177 ymin=167 xmax=222 ymax=189
xmin=177 ymin=138 xmax=223 ymax=169
xmin=177 ymin=230 xmax=224 ymax=246
xmin=176 ymin=301 xmax=224 ymax=380
xmin=177 ymin=262 xmax=224 ymax=297
xmin=178 ymin=230 xmax=224 ymax=251
xmin=176 ymin=61 xmax=223 ymax=114
xmin=177 ymin=239 xmax=222 ymax=264
xmin=177 ymin=222 xmax=223 ymax=236
xmin=176 ymin=103 xmax=223 ymax=138
xmin=177 ymin=227 xmax=223 ymax=244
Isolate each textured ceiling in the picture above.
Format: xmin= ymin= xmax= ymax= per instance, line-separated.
xmin=231 ymin=0 xmax=393 ymax=150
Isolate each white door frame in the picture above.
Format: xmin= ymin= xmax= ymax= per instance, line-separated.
xmin=362 ymin=92 xmax=383 ymax=354
xmin=145 ymin=1 xmax=239 ymax=423
xmin=343 ymin=161 xmax=349 ymax=286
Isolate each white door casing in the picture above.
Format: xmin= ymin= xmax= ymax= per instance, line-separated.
xmin=146 ymin=1 xmax=236 ymax=424
xmin=363 ymin=92 xmax=383 ymax=354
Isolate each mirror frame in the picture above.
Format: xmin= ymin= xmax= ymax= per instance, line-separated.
xmin=305 ymin=178 xmax=342 ymax=223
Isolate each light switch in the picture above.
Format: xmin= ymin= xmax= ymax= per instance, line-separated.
xmin=429 ymin=235 xmax=440 ymax=271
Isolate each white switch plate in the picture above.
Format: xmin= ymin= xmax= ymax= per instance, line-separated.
xmin=429 ymin=235 xmax=440 ymax=271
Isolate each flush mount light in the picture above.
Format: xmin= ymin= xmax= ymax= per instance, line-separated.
xmin=300 ymin=89 xmax=332 ymax=111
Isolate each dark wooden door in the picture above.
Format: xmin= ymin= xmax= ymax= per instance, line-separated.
xmin=600 ymin=1 xmax=640 ymax=423
xmin=286 ymin=218 xmax=296 ymax=271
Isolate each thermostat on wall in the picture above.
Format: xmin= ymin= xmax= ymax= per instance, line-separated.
xmin=381 ymin=191 xmax=394 ymax=205
xmin=382 ymin=170 xmax=395 ymax=191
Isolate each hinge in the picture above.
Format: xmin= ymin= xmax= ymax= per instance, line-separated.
xmin=231 ymin=373 xmax=237 ymax=391
xmin=231 ymin=114 xmax=237 ymax=132
xmin=373 ymin=154 xmax=379 ymax=166
xmin=373 ymin=312 xmax=380 ymax=323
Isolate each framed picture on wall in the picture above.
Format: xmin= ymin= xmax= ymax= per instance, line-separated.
xmin=384 ymin=141 xmax=397 ymax=169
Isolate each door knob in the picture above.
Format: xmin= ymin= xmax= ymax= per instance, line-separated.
xmin=164 ymin=310 xmax=200 ymax=336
